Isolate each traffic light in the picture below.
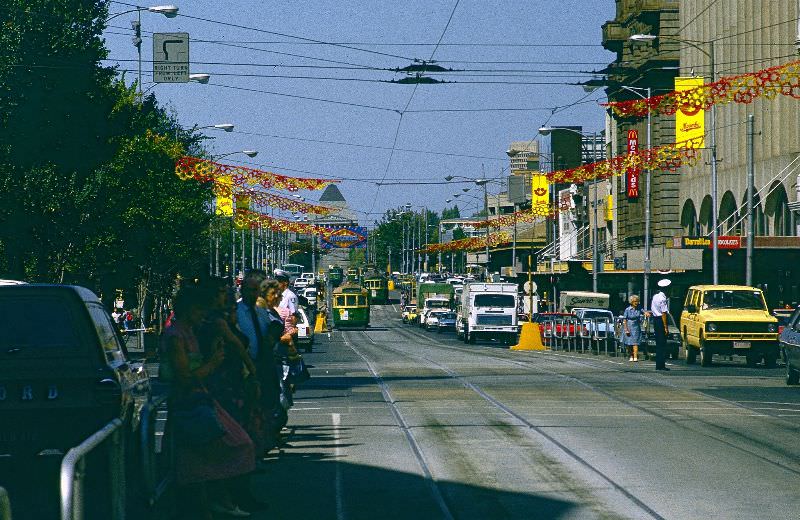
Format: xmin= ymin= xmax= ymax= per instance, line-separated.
xmin=131 ymin=20 xmax=142 ymax=50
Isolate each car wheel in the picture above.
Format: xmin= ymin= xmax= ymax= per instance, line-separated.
xmin=745 ymin=352 xmax=759 ymax=368
xmin=468 ymin=328 xmax=476 ymax=344
xmin=670 ymin=345 xmax=680 ymax=360
xmin=787 ymin=359 xmax=800 ymax=385
xmin=700 ymin=340 xmax=713 ymax=367
xmin=683 ymin=331 xmax=696 ymax=364
xmin=764 ymin=350 xmax=778 ymax=369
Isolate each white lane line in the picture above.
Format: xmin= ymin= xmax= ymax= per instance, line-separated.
xmin=333 ymin=412 xmax=345 ymax=520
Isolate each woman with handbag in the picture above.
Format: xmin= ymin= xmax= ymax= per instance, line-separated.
xmin=162 ymin=285 xmax=255 ymax=519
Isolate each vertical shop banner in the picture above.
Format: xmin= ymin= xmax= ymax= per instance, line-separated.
xmin=530 ymin=174 xmax=550 ymax=215
xmin=233 ymin=194 xmax=251 ymax=229
xmin=626 ymin=130 xmax=640 ymax=199
xmin=675 ymin=77 xmax=705 ymax=148
xmin=215 ymin=175 xmax=234 ymax=216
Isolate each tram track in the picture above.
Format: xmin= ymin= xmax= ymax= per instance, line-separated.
xmin=380 ymin=313 xmax=800 ymax=479
xmin=346 ymin=326 xmax=665 ymax=520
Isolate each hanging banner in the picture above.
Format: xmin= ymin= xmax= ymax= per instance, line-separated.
xmin=531 ymin=174 xmax=550 ymax=215
xmin=626 ymin=130 xmax=640 ymax=199
xmin=320 ymin=226 xmax=368 ymax=249
xmin=675 ymin=77 xmax=705 ymax=149
xmin=215 ymin=175 xmax=233 ymax=216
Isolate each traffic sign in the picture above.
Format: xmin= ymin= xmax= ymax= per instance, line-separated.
xmin=153 ymin=32 xmax=189 ymax=83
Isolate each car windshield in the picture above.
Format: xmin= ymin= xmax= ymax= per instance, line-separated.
xmin=428 ymin=300 xmax=449 ymax=308
xmin=703 ymin=290 xmax=766 ymax=310
xmin=474 ymin=294 xmax=515 ymax=307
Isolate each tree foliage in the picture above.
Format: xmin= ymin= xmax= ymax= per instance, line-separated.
xmin=0 ymin=0 xmax=212 ymax=303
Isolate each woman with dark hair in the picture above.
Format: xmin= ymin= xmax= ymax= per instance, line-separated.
xmin=161 ymin=284 xmax=255 ymax=519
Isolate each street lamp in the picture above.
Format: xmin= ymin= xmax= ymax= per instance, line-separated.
xmin=215 ymin=150 xmax=258 ymax=160
xmin=106 ymin=5 xmax=179 ymax=95
xmin=630 ymin=33 xmax=719 ymax=284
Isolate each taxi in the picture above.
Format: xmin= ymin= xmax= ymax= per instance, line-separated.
xmin=680 ymin=285 xmax=779 ymax=367
xmin=401 ymin=304 xmax=417 ymax=324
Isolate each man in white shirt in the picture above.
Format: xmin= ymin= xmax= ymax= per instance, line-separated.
xmin=274 ymin=270 xmax=298 ymax=315
xmin=650 ymin=279 xmax=671 ymax=371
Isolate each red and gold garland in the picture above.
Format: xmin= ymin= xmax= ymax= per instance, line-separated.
xmin=604 ymin=59 xmax=800 ymax=118
xmin=423 ymin=231 xmax=512 ymax=254
xmin=176 ymin=156 xmax=337 ymax=191
xmin=234 ymin=208 xmax=336 ymax=237
xmin=213 ymin=182 xmax=335 ymax=215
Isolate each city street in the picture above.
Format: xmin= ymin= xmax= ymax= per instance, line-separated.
xmin=254 ymin=300 xmax=800 ymax=520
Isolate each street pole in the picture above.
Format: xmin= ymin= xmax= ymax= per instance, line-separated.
xmin=512 ymin=203 xmax=517 ymax=276
xmin=592 ymin=132 xmax=599 ymax=292
xmin=710 ymin=40 xmax=719 ymax=284
xmin=137 ymin=10 xmax=142 ymax=97
xmin=483 ymin=182 xmax=489 ymax=280
xmin=643 ymin=87 xmax=652 ymax=308
xmin=746 ymin=114 xmax=755 ymax=286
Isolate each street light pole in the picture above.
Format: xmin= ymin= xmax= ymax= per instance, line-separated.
xmin=592 ymin=132 xmax=599 ymax=292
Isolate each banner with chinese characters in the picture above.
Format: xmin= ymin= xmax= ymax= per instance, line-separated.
xmin=675 ymin=77 xmax=705 ymax=148
xmin=626 ymin=130 xmax=640 ymax=199
xmin=531 ymin=174 xmax=550 ymax=215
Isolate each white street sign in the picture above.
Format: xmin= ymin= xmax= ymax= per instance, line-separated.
xmin=153 ymin=32 xmax=189 ymax=83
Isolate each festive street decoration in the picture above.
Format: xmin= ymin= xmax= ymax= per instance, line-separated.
xmin=175 ymin=156 xmax=337 ymax=191
xmin=423 ymin=231 xmax=511 ymax=253
xmin=547 ymin=136 xmax=704 ymax=185
xmin=471 ymin=198 xmax=574 ymax=229
xmin=213 ymin=181 xmax=335 ymax=215
xmin=234 ymin=208 xmax=336 ymax=237
xmin=604 ymin=59 xmax=800 ymax=118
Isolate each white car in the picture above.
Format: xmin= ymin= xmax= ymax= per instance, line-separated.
xmin=424 ymin=310 xmax=449 ymax=331
xmin=294 ymin=278 xmax=310 ymax=290
xmin=302 ymin=287 xmax=317 ymax=306
xmin=296 ymin=307 xmax=315 ymax=352
xmin=301 ymin=272 xmax=316 ymax=285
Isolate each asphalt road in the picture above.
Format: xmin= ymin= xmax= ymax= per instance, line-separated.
xmin=251 ymin=299 xmax=800 ymax=520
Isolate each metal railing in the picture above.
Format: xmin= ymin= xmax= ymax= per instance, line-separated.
xmin=139 ymin=395 xmax=172 ymax=507
xmin=0 ymin=486 xmax=11 ymax=520
xmin=60 ymin=419 xmax=126 ymax=520
xmin=544 ymin=318 xmax=617 ymax=356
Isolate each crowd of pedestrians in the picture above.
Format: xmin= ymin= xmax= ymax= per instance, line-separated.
xmin=160 ymin=269 xmax=309 ymax=519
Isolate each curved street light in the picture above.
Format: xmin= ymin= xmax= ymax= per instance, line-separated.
xmin=215 ymin=150 xmax=258 ymax=160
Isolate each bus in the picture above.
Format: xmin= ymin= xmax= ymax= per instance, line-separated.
xmin=331 ymin=284 xmax=370 ymax=329
xmin=281 ymin=263 xmax=305 ymax=282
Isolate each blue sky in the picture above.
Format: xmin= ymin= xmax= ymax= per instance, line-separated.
xmin=103 ymin=1 xmax=615 ymax=225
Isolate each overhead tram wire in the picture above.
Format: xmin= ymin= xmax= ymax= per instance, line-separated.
xmin=367 ymin=0 xmax=461 ymax=217
xmin=676 ymin=0 xmax=722 ymax=33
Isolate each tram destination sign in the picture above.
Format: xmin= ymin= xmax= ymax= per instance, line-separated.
xmin=153 ymin=33 xmax=189 ymax=83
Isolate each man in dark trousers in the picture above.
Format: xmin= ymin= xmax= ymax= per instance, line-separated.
xmin=650 ymin=279 xmax=672 ymax=371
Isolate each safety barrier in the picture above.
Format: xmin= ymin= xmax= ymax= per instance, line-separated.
xmin=60 ymin=419 xmax=126 ymax=520
xmin=544 ymin=318 xmax=618 ymax=356
xmin=0 ymin=486 xmax=11 ymax=520
xmin=139 ymin=394 xmax=172 ymax=507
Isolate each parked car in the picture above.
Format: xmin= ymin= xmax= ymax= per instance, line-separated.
xmin=0 ymin=284 xmax=151 ymax=515
xmin=296 ymin=307 xmax=314 ymax=352
xmin=780 ymin=306 xmax=800 ymax=385
xmin=402 ymin=304 xmax=417 ymax=323
xmin=680 ymin=285 xmax=779 ymax=367
xmin=436 ymin=311 xmax=457 ymax=333
xmin=615 ymin=312 xmax=682 ymax=360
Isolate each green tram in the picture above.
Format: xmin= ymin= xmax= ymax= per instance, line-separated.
xmin=328 ymin=266 xmax=344 ymax=287
xmin=331 ymin=284 xmax=370 ymax=329
xmin=346 ymin=267 xmax=360 ymax=284
xmin=363 ymin=276 xmax=389 ymax=304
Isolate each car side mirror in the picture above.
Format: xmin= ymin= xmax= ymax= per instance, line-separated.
xmin=686 ymin=304 xmax=697 ymax=314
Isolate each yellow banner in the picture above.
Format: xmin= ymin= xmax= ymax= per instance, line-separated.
xmin=233 ymin=194 xmax=252 ymax=229
xmin=675 ymin=77 xmax=705 ymax=148
xmin=215 ymin=175 xmax=233 ymax=216
xmin=531 ymin=174 xmax=550 ymax=215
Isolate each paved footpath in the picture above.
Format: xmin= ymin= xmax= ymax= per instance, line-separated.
xmin=250 ymin=302 xmax=800 ymax=520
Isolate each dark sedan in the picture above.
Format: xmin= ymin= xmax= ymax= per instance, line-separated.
xmin=436 ymin=312 xmax=457 ymax=333
xmin=781 ymin=307 xmax=800 ymax=385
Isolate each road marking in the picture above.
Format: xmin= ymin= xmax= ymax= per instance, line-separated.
xmin=332 ymin=412 xmax=345 ymax=520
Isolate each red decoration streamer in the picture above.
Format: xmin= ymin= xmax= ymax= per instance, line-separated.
xmin=423 ymin=232 xmax=512 ymax=254
xmin=213 ymin=182 xmax=335 ymax=215
xmin=176 ymin=156 xmax=337 ymax=191
xmin=603 ymin=59 xmax=800 ymax=118
xmin=234 ymin=208 xmax=336 ymax=237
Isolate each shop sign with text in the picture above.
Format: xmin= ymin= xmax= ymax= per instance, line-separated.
xmin=626 ymin=130 xmax=640 ymax=199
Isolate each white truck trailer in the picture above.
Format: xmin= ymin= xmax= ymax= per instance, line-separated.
xmin=459 ymin=282 xmax=519 ymax=345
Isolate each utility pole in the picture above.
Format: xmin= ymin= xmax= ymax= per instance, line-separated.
xmin=592 ymin=132 xmax=599 ymax=292
xmin=746 ymin=114 xmax=755 ymax=286
xmin=710 ymin=40 xmax=720 ymax=284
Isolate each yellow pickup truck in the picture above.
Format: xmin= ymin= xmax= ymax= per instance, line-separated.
xmin=680 ymin=285 xmax=779 ymax=367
